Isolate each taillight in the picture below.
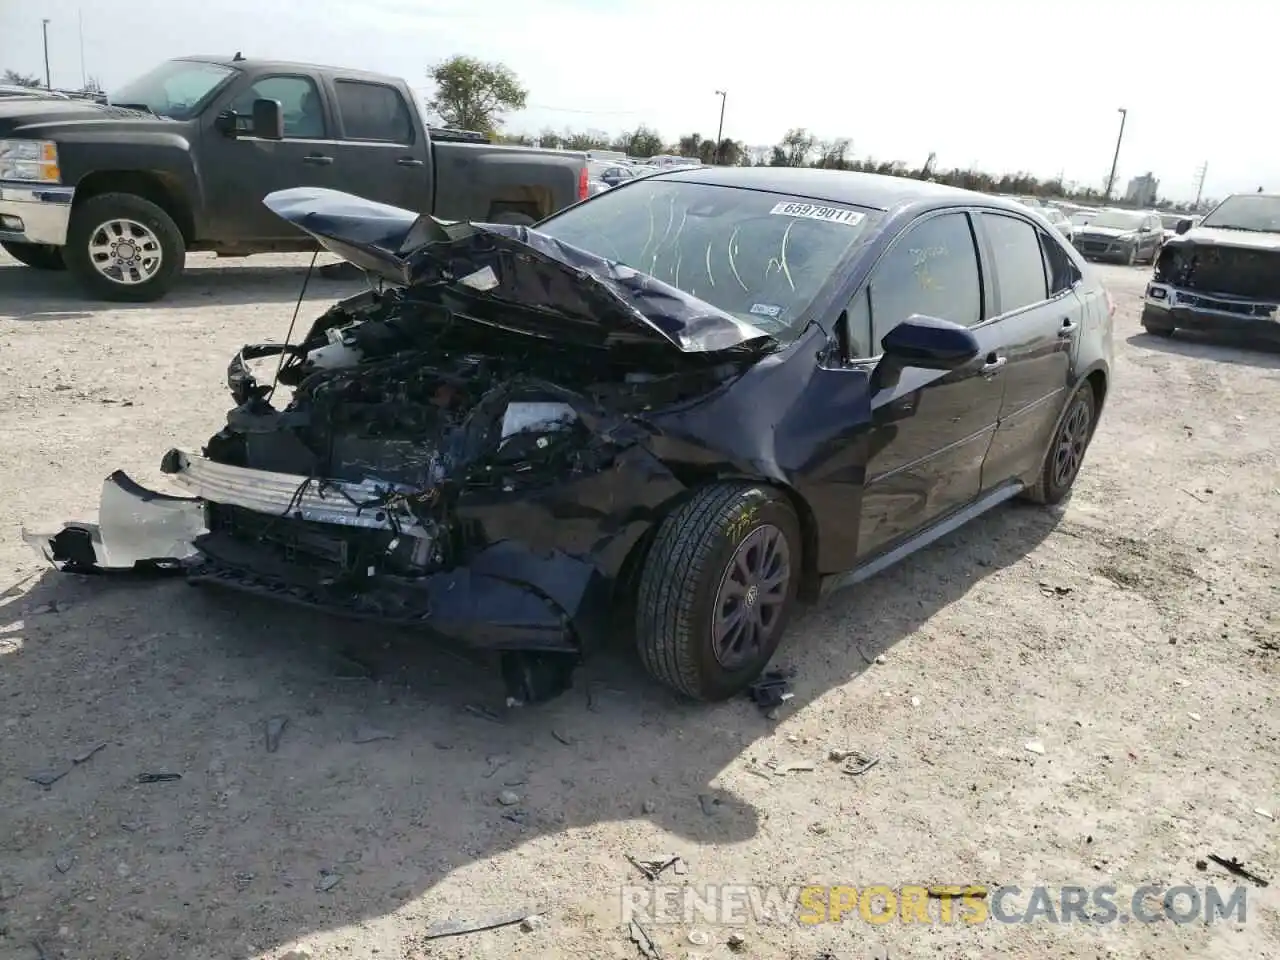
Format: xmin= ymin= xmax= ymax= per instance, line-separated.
xmin=578 ymin=164 xmax=589 ymax=201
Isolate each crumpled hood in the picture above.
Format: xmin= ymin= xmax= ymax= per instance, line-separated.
xmin=264 ymin=187 xmax=775 ymax=354
xmin=1075 ymin=225 xmax=1139 ymax=241
xmin=1168 ymin=225 xmax=1280 ymax=252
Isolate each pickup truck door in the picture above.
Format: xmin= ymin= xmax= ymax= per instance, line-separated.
xmin=200 ymin=73 xmax=343 ymax=242
xmin=324 ymin=78 xmax=432 ymax=213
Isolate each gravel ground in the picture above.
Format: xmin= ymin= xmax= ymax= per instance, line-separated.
xmin=0 ymin=252 xmax=1276 ymax=960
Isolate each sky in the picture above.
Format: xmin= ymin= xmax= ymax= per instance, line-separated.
xmin=2 ymin=0 xmax=1274 ymax=202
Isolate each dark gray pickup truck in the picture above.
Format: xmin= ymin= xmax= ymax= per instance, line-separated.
xmin=0 ymin=56 xmax=589 ymax=301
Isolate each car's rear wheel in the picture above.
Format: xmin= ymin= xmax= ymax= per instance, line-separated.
xmin=64 ymin=192 xmax=185 ymax=302
xmin=635 ymin=483 xmax=801 ymax=701
xmin=1 ymin=241 xmax=65 ymax=270
xmin=1024 ymin=382 xmax=1098 ymax=505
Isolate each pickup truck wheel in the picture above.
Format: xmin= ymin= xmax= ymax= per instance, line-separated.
xmin=64 ymin=193 xmax=185 ymax=302
xmin=1 ymin=241 xmax=65 ymax=270
xmin=635 ymin=483 xmax=800 ymax=701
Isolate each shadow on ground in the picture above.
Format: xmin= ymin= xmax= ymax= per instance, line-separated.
xmin=1126 ymin=329 xmax=1280 ymax=370
xmin=0 ymin=501 xmax=1061 ymax=958
xmin=0 ymin=259 xmax=360 ymax=319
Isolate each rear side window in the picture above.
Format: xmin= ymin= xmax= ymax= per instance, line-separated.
xmin=334 ymin=80 xmax=413 ymax=142
xmin=861 ymin=211 xmax=982 ymax=353
xmin=1040 ymin=230 xmax=1080 ymax=296
xmin=983 ymin=213 xmax=1048 ymax=314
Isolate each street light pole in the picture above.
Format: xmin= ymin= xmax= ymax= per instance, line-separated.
xmin=713 ymin=90 xmax=727 ymax=164
xmin=1104 ymin=107 xmax=1127 ymax=201
xmin=41 ymin=19 xmax=52 ymax=89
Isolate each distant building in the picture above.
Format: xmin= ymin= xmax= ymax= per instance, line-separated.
xmin=1125 ymin=172 xmax=1159 ymax=207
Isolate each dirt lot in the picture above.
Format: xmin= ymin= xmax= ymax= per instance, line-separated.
xmin=0 ymin=252 xmax=1276 ymax=960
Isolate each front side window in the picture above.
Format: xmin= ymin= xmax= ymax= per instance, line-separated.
xmin=229 ymin=75 xmax=325 ymax=139
xmin=536 ymin=180 xmax=880 ymax=337
xmin=853 ymin=212 xmax=982 ymax=354
xmin=334 ymin=81 xmax=413 ymax=142
xmin=984 ymin=213 xmax=1049 ymax=314
xmin=110 ymin=59 xmax=236 ymax=120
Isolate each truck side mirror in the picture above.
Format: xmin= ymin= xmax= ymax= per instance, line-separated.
xmin=1175 ymin=219 xmax=1193 ymax=235
xmin=251 ymin=98 xmax=284 ymax=140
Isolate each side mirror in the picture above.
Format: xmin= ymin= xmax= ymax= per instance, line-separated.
xmin=251 ymin=98 xmax=284 ymax=140
xmin=1175 ymin=219 xmax=1193 ymax=235
xmin=881 ymin=315 xmax=981 ymax=371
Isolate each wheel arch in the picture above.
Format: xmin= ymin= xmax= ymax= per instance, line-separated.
xmin=73 ymin=171 xmax=196 ymax=242
xmin=612 ymin=469 xmax=823 ymax=612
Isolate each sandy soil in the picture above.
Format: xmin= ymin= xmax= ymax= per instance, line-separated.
xmin=0 ymin=251 xmax=1276 ymax=960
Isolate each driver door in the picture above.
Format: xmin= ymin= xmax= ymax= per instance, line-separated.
xmin=200 ymin=73 xmax=340 ymax=242
xmin=849 ymin=210 xmax=1007 ymax=558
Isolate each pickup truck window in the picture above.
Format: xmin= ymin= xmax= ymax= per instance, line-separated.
xmin=334 ymin=80 xmax=413 ymax=143
xmin=229 ymin=75 xmax=326 ymax=139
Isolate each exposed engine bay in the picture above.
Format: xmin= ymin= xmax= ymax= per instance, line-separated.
xmin=1155 ymin=241 xmax=1280 ymax=302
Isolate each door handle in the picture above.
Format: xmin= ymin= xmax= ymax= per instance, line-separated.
xmin=303 ymin=154 xmax=333 ymax=165
xmin=1059 ymin=319 xmax=1080 ymax=337
xmin=397 ymin=157 xmax=425 ymax=167
xmin=981 ymin=355 xmax=1007 ymax=375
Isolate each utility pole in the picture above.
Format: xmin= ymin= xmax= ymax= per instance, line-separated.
xmin=78 ymin=9 xmax=87 ymax=88
xmin=41 ymin=19 xmax=52 ymax=89
xmin=1104 ymin=107 xmax=1127 ymax=201
xmin=1193 ymin=161 xmax=1208 ymax=208
xmin=713 ymin=90 xmax=727 ymax=164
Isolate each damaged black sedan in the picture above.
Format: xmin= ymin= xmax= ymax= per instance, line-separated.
xmin=27 ymin=168 xmax=1113 ymax=704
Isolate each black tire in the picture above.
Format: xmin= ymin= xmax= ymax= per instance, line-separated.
xmin=635 ymin=483 xmax=801 ymax=701
xmin=1024 ymin=382 xmax=1098 ymax=505
xmin=1142 ymin=321 xmax=1175 ymax=338
xmin=63 ymin=192 xmax=185 ymax=302
xmin=1 ymin=241 xmax=65 ymax=270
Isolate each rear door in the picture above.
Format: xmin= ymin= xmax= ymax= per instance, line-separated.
xmin=327 ymin=78 xmax=430 ymax=211
xmin=976 ymin=212 xmax=1080 ymax=488
xmin=201 ymin=72 xmax=340 ymax=241
xmin=851 ymin=210 xmax=1008 ymax=558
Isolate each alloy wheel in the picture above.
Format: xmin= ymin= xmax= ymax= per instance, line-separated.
xmin=711 ymin=523 xmax=792 ymax=669
xmin=87 ymin=218 xmax=163 ymax=286
xmin=1053 ymin=396 xmax=1092 ymax=489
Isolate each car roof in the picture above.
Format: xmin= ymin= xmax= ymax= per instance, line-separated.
xmin=649 ymin=166 xmax=991 ymax=212
xmin=178 ymin=55 xmax=402 ymax=84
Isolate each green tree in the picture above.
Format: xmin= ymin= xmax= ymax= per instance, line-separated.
xmin=562 ymin=129 xmax=612 ymax=151
xmin=426 ymin=55 xmax=528 ymax=134
xmin=677 ymin=132 xmax=705 ymax=159
xmin=2 ymin=69 xmax=42 ymax=88
xmin=770 ymin=128 xmax=815 ymax=167
xmin=613 ymin=125 xmax=664 ymax=158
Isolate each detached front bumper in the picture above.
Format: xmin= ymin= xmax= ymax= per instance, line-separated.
xmin=0 ymin=180 xmax=73 ymax=246
xmin=24 ymin=453 xmax=610 ymax=654
xmin=1143 ymin=281 xmax=1280 ymax=340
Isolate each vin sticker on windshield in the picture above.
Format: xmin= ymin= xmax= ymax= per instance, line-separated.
xmin=769 ymin=201 xmax=865 ymax=226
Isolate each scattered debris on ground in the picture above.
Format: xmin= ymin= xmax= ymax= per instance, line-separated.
xmin=422 ymin=908 xmax=544 ymax=940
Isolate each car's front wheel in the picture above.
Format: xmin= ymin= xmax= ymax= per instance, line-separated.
xmin=63 ymin=192 xmax=185 ymax=302
xmin=1025 ymin=382 xmax=1098 ymax=505
xmin=1 ymin=241 xmax=65 ymax=270
xmin=635 ymin=483 xmax=801 ymax=701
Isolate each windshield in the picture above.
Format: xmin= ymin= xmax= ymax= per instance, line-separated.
xmin=109 ymin=59 xmax=237 ymax=119
xmin=1159 ymin=214 xmax=1185 ymax=229
xmin=1070 ymin=211 xmax=1095 ymax=225
xmin=537 ymin=180 xmax=879 ymax=336
xmin=1088 ymin=210 xmax=1145 ymax=230
xmin=1200 ymin=195 xmax=1280 ymax=233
